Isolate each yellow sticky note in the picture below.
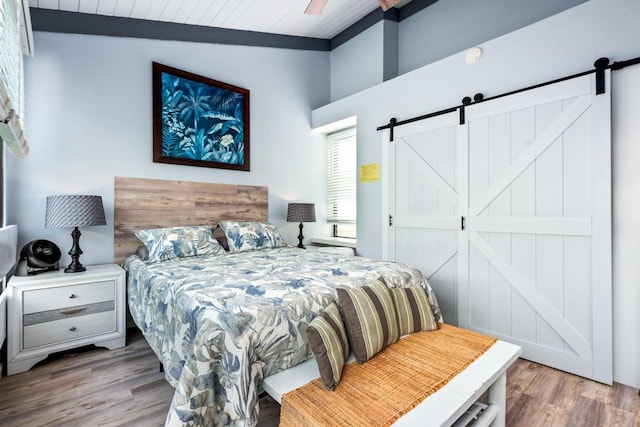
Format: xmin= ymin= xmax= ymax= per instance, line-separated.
xmin=360 ymin=163 xmax=380 ymax=183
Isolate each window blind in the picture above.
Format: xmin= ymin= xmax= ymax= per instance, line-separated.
xmin=327 ymin=128 xmax=356 ymax=226
xmin=0 ymin=0 xmax=29 ymax=157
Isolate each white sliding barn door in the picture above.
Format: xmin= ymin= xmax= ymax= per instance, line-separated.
xmin=388 ymin=112 xmax=461 ymax=323
xmin=388 ymin=73 xmax=612 ymax=383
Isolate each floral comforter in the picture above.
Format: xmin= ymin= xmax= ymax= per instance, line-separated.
xmin=125 ymin=247 xmax=440 ymax=426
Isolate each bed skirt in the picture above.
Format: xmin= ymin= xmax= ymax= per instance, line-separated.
xmin=280 ymin=323 xmax=497 ymax=427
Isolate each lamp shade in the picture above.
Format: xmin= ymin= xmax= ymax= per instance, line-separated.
xmin=287 ymin=203 xmax=316 ymax=223
xmin=45 ymin=195 xmax=106 ymax=229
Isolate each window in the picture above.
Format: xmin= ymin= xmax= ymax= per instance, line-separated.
xmin=327 ymin=128 xmax=356 ymax=239
xmin=1 ymin=144 xmax=4 ymax=225
xmin=0 ymin=0 xmax=30 ymax=158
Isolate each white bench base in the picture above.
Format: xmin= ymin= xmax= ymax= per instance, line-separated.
xmin=263 ymin=339 xmax=522 ymax=427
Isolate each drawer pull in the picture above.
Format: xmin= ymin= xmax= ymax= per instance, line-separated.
xmin=69 ymin=294 xmax=77 ymax=299
xmin=69 ymin=326 xmax=77 ymax=331
xmin=60 ymin=308 xmax=87 ymax=315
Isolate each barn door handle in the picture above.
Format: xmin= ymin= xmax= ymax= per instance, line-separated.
xmin=461 ymin=216 xmax=465 ymax=230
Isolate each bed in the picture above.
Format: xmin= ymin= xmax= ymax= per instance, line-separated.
xmin=114 ymin=177 xmax=443 ymax=426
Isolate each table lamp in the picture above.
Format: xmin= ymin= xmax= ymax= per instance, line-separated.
xmin=287 ymin=203 xmax=316 ymax=249
xmin=45 ymin=195 xmax=106 ymax=273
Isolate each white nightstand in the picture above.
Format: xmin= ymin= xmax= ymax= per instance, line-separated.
xmin=306 ymin=245 xmax=355 ymax=256
xmin=7 ymin=264 xmax=126 ymax=375
xmin=309 ymin=237 xmax=356 ymax=256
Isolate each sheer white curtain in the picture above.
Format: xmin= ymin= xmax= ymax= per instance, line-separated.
xmin=0 ymin=3 xmax=29 ymax=362
xmin=0 ymin=0 xmax=31 ymax=158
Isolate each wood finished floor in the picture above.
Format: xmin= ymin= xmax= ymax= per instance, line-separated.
xmin=0 ymin=330 xmax=637 ymax=426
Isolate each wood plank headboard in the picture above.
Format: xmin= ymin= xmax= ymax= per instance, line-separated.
xmin=114 ymin=177 xmax=268 ymax=265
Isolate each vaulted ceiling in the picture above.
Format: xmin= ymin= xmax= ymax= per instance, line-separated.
xmin=27 ymin=0 xmax=415 ymax=39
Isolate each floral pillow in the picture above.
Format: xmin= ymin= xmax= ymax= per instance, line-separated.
xmin=134 ymin=225 xmax=226 ymax=263
xmin=218 ymin=221 xmax=289 ymax=253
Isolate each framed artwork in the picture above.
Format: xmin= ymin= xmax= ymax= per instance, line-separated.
xmin=152 ymin=62 xmax=250 ymax=171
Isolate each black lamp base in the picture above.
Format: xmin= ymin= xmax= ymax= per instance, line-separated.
xmin=65 ymin=227 xmax=86 ymax=273
xmin=65 ymin=264 xmax=86 ymax=273
xmin=297 ymin=222 xmax=306 ymax=249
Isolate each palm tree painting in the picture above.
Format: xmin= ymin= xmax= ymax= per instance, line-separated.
xmin=152 ymin=62 xmax=250 ymax=171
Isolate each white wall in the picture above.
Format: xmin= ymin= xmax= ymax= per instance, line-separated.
xmin=6 ymin=32 xmax=331 ymax=266
xmin=611 ymin=62 xmax=640 ymax=389
xmin=312 ymin=0 xmax=640 ymax=388
xmin=398 ymin=0 xmax=588 ymax=76
xmin=330 ymin=22 xmax=385 ymax=102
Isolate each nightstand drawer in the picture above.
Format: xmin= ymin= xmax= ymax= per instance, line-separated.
xmin=23 ymin=280 xmax=115 ymax=314
xmin=23 ymin=311 xmax=116 ymax=349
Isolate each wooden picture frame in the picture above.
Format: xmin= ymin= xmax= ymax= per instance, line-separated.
xmin=152 ymin=62 xmax=250 ymax=171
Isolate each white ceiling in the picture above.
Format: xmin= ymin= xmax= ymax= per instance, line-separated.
xmin=27 ymin=0 xmax=413 ymax=39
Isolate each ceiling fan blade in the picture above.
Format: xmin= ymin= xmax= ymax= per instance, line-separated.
xmin=305 ymin=0 xmax=328 ymax=15
xmin=378 ymin=0 xmax=401 ymax=11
